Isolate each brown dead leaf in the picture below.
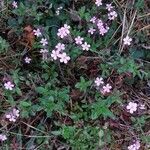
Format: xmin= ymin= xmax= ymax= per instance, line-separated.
xmin=70 ymin=89 xmax=83 ymax=100
xmin=23 ymin=25 xmax=35 ymax=46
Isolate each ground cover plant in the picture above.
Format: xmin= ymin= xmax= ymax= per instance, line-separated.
xmin=0 ymin=0 xmax=150 ymax=149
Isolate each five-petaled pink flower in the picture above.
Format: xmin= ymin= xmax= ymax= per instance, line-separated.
xmin=99 ymin=26 xmax=109 ymax=36
xmin=55 ymin=43 xmax=65 ymax=51
xmin=0 ymin=134 xmax=7 ymax=142
xmin=106 ymin=4 xmax=113 ymax=11
xmin=40 ymin=38 xmax=48 ymax=46
xmin=108 ymin=11 xmax=117 ymax=20
xmin=123 ymin=36 xmax=132 ymax=46
xmin=12 ymin=1 xmax=18 ymax=8
xmin=51 ymin=50 xmax=60 ymax=60
xmin=95 ymin=0 xmax=102 ymax=7
xmin=59 ymin=52 xmax=70 ymax=64
xmin=4 ymin=81 xmax=14 ymax=90
xmin=95 ymin=77 xmax=104 ymax=86
xmin=75 ymin=36 xmax=84 ymax=45
xmin=126 ymin=102 xmax=137 ymax=114
xmin=102 ymin=84 xmax=112 ymax=93
xmin=33 ymin=28 xmax=42 ymax=37
xmin=57 ymin=24 xmax=70 ymax=38
xmin=90 ymin=16 xmax=97 ymax=23
xmin=97 ymin=19 xmax=103 ymax=28
xmin=88 ymin=27 xmax=96 ymax=35
xmin=81 ymin=42 xmax=90 ymax=51
xmin=24 ymin=57 xmax=31 ymax=64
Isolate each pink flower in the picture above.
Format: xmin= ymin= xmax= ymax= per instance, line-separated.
xmin=24 ymin=57 xmax=31 ymax=64
xmin=96 ymin=19 xmax=109 ymax=36
xmin=64 ymin=24 xmax=70 ymax=34
xmin=90 ymin=16 xmax=97 ymax=23
xmin=126 ymin=102 xmax=137 ymax=114
xmin=12 ymin=108 xmax=20 ymax=117
xmin=95 ymin=77 xmax=104 ymax=86
xmin=51 ymin=50 xmax=60 ymax=60
xmin=106 ymin=4 xmax=113 ymax=11
xmin=123 ymin=36 xmax=132 ymax=45
xmin=4 ymin=81 xmax=14 ymax=90
xmin=97 ymin=19 xmax=103 ymax=28
xmin=75 ymin=36 xmax=84 ymax=45
xmin=55 ymin=43 xmax=65 ymax=51
xmin=108 ymin=11 xmax=117 ymax=20
xmin=57 ymin=28 xmax=67 ymax=38
xmin=128 ymin=141 xmax=140 ymax=150
xmin=95 ymin=0 xmax=102 ymax=7
xmin=88 ymin=27 xmax=96 ymax=35
xmin=59 ymin=52 xmax=70 ymax=64
xmin=33 ymin=29 xmax=42 ymax=37
xmin=0 ymin=134 xmax=7 ymax=141
xmin=12 ymin=1 xmax=18 ymax=8
xmin=40 ymin=38 xmax=48 ymax=46
xmin=57 ymin=24 xmax=70 ymax=38
xmin=81 ymin=42 xmax=90 ymax=51
xmin=6 ymin=114 xmax=16 ymax=122
xmin=102 ymin=84 xmax=112 ymax=93
xmin=5 ymin=108 xmax=20 ymax=122
xmin=99 ymin=26 xmax=109 ymax=36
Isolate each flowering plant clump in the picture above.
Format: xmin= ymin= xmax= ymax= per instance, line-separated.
xmin=0 ymin=0 xmax=149 ymax=149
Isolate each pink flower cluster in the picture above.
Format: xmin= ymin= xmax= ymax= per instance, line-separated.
xmin=90 ymin=17 xmax=109 ymax=36
xmin=106 ymin=3 xmax=118 ymax=20
xmin=94 ymin=77 xmax=112 ymax=95
xmin=126 ymin=102 xmax=146 ymax=114
xmin=95 ymin=1 xmax=117 ymax=20
xmin=5 ymin=108 xmax=20 ymax=122
xmin=51 ymin=43 xmax=70 ymax=64
xmin=57 ymin=24 xmax=70 ymax=39
xmin=33 ymin=28 xmax=49 ymax=60
xmin=75 ymin=36 xmax=91 ymax=51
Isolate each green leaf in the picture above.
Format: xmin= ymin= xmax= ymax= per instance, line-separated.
xmin=0 ymin=36 xmax=9 ymax=53
xmin=20 ymin=101 xmax=31 ymax=107
xmin=79 ymin=6 xmax=86 ymax=18
xmin=75 ymin=77 xmax=92 ymax=92
xmin=36 ymin=87 xmax=48 ymax=94
xmin=61 ymin=126 xmax=75 ymax=139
